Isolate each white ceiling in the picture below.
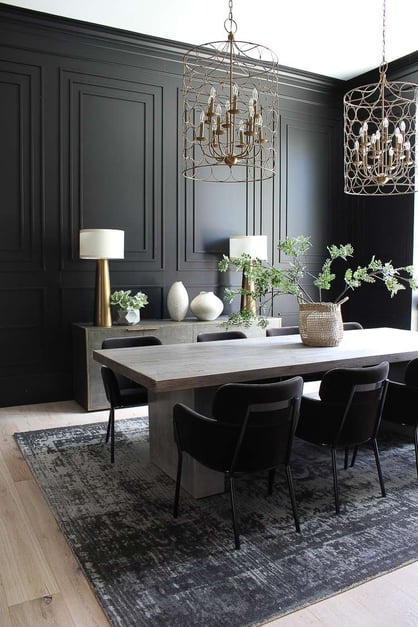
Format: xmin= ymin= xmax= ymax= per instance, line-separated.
xmin=5 ymin=0 xmax=418 ymax=80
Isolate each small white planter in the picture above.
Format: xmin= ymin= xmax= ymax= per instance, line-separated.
xmin=114 ymin=308 xmax=141 ymax=326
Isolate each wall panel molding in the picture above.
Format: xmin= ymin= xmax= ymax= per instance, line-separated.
xmin=59 ymin=68 xmax=163 ymax=272
xmin=0 ymin=287 xmax=45 ymax=368
xmin=0 ymin=61 xmax=44 ymax=269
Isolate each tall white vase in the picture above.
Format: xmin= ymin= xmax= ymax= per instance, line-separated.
xmin=167 ymin=281 xmax=189 ymax=321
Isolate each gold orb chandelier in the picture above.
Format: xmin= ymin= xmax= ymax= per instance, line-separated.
xmin=182 ymin=0 xmax=279 ymax=183
xmin=343 ymin=0 xmax=417 ymax=196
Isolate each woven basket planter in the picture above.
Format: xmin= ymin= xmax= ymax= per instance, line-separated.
xmin=298 ymin=302 xmax=344 ymax=347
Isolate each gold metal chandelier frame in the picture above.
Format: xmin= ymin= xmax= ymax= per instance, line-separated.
xmin=182 ymin=2 xmax=279 ymax=183
xmin=343 ymin=0 xmax=417 ymax=196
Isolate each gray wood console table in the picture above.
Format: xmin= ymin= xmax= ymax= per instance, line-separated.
xmin=72 ymin=317 xmax=281 ymax=410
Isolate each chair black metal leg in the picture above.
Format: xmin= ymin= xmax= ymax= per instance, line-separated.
xmin=110 ymin=409 xmax=116 ymax=463
xmin=285 ymin=465 xmax=301 ymax=533
xmin=331 ymin=448 xmax=340 ymax=514
xmin=414 ymin=426 xmax=418 ymax=480
xmin=105 ymin=408 xmax=113 ymax=443
xmin=268 ymin=468 xmax=276 ymax=495
xmin=173 ymin=452 xmax=183 ymax=518
xmin=372 ymin=438 xmax=386 ymax=497
xmin=227 ymin=474 xmax=240 ymax=550
xmin=350 ymin=445 xmax=358 ymax=467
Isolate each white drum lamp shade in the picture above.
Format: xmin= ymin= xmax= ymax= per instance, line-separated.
xmin=229 ymin=235 xmax=268 ymax=315
xmin=229 ymin=235 xmax=268 ymax=260
xmin=79 ymin=228 xmax=124 ymax=260
xmin=79 ymin=229 xmax=125 ymax=327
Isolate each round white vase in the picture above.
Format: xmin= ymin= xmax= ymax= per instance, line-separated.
xmin=167 ymin=281 xmax=189 ymax=321
xmin=190 ymin=291 xmax=224 ymax=321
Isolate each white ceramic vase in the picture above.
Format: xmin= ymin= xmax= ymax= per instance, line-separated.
xmin=190 ymin=291 xmax=224 ymax=321
xmin=167 ymin=281 xmax=189 ymax=321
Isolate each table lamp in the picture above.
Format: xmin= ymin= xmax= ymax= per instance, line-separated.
xmin=79 ymin=228 xmax=124 ymax=327
xmin=229 ymin=235 xmax=268 ymax=315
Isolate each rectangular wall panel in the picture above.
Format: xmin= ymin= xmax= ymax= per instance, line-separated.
xmin=0 ymin=288 xmax=44 ymax=367
xmin=60 ymin=69 xmax=163 ymax=270
xmin=0 ymin=62 xmax=42 ymax=267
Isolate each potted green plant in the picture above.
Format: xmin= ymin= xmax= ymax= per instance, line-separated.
xmin=219 ymin=235 xmax=417 ymax=345
xmin=110 ymin=289 xmax=149 ymax=325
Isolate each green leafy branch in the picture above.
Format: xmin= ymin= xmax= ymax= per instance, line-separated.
xmin=218 ymin=235 xmax=417 ymax=328
xmin=110 ymin=289 xmax=149 ymax=311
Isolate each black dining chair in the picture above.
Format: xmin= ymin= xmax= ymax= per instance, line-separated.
xmin=381 ymin=357 xmax=418 ymax=478
xmin=342 ymin=322 xmax=364 ymax=331
xmin=266 ymin=325 xmax=300 ymax=337
xmin=196 ymin=330 xmax=247 ymax=342
xmin=101 ymin=335 xmax=162 ymax=462
xmin=173 ymin=376 xmax=304 ymax=549
xmin=295 ymin=361 xmax=389 ymax=514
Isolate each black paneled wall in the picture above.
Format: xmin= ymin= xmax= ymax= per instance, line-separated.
xmin=0 ymin=4 xmax=415 ymax=406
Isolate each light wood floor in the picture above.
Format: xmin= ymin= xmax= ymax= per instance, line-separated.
xmin=0 ymin=400 xmax=417 ymax=627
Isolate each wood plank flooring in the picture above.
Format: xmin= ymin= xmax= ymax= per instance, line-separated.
xmin=0 ymin=400 xmax=417 ymax=626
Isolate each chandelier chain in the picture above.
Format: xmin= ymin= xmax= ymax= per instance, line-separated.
xmin=225 ymin=0 xmax=236 ymax=35
xmin=381 ymin=0 xmax=386 ymax=67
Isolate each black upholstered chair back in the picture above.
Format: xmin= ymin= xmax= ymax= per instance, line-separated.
xmin=211 ymin=378 xmax=303 ymax=473
xmin=196 ymin=330 xmax=247 ymax=342
xmin=318 ymin=362 xmax=387 ymax=402
xmin=342 ymin=321 xmax=364 ymax=330
xmin=317 ymin=362 xmax=389 ymax=447
xmin=266 ymin=326 xmax=299 ymax=337
xmin=405 ymin=357 xmax=418 ymax=387
xmin=102 ymin=335 xmax=162 ymax=392
xmin=383 ymin=357 xmax=418 ymax=425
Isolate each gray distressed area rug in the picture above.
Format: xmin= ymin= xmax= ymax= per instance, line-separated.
xmin=15 ymin=417 xmax=418 ymax=627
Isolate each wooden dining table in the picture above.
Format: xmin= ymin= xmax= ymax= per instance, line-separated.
xmin=94 ymin=326 xmax=418 ymax=498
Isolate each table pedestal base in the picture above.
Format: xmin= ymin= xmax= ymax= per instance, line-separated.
xmin=148 ymin=387 xmax=224 ymax=498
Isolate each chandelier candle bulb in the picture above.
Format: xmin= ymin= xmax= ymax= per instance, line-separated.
xmin=231 ymin=84 xmax=238 ymax=112
xmin=405 ymin=142 xmax=411 ymax=163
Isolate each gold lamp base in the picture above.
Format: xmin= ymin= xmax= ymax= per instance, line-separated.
xmin=95 ymin=259 xmax=112 ymax=327
xmin=240 ymin=263 xmax=257 ymax=316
